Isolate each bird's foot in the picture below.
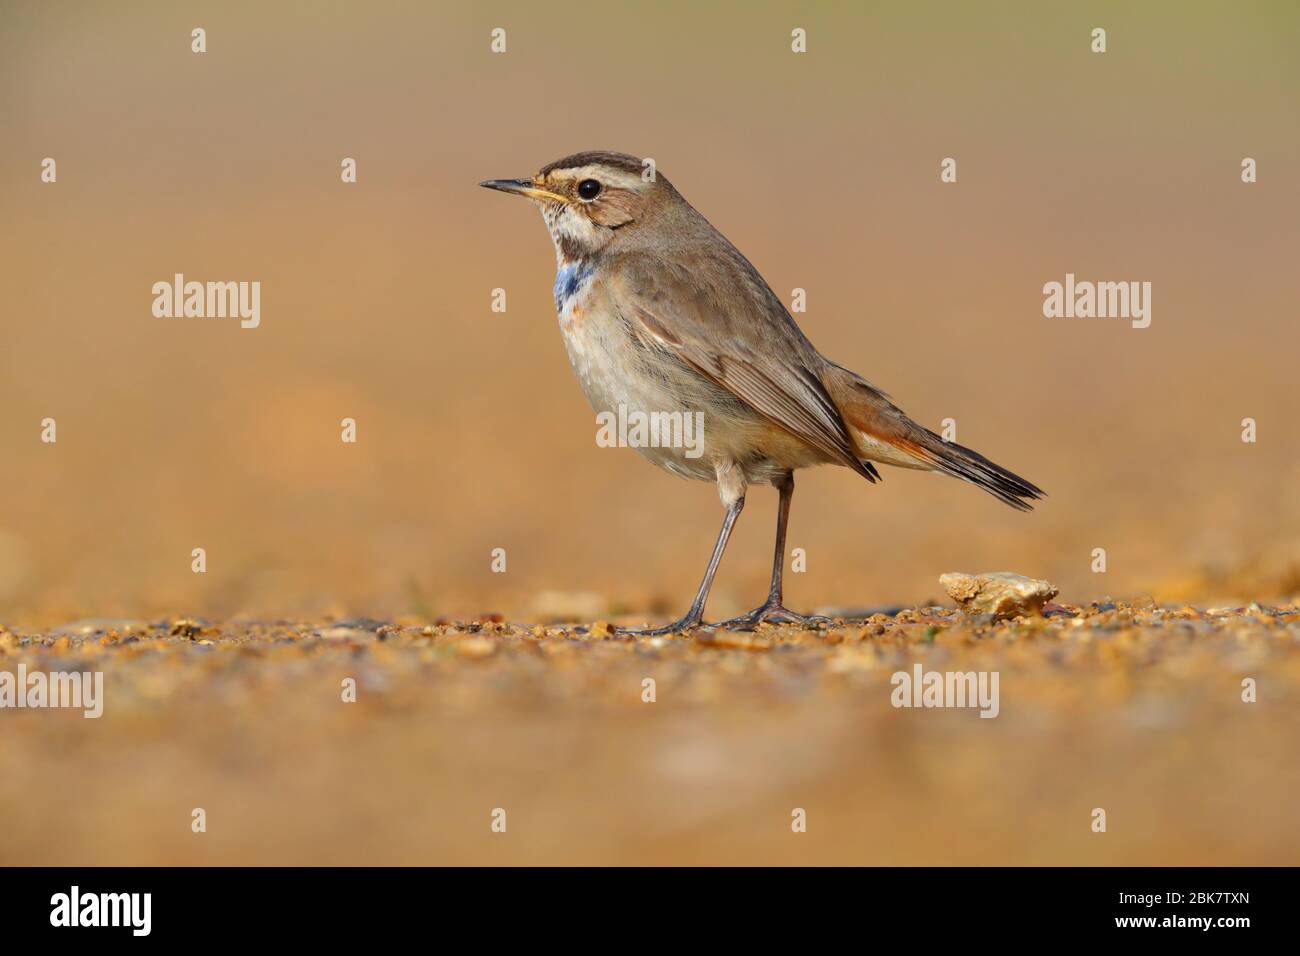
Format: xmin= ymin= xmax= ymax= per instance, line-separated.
xmin=713 ymin=601 xmax=831 ymax=631
xmin=614 ymin=613 xmax=705 ymax=637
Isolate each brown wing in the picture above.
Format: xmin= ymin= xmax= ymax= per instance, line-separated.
xmin=609 ymin=250 xmax=878 ymax=481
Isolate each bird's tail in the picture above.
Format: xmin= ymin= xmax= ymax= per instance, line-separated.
xmin=821 ymin=362 xmax=1045 ymax=512
xmin=892 ymin=429 xmax=1045 ymax=511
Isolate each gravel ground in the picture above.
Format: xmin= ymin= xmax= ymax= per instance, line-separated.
xmin=2 ymin=600 xmax=1298 ymax=865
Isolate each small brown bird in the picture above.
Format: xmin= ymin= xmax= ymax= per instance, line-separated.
xmin=482 ymin=151 xmax=1042 ymax=634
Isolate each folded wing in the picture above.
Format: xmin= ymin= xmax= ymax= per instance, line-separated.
xmin=612 ymin=251 xmax=881 ymax=482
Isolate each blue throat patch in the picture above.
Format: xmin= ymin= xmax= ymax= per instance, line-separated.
xmin=553 ymin=261 xmax=591 ymax=311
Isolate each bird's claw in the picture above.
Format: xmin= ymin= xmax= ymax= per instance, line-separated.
xmin=613 ymin=604 xmax=833 ymax=636
xmin=713 ymin=603 xmax=831 ymax=631
xmin=614 ymin=616 xmax=705 ymax=637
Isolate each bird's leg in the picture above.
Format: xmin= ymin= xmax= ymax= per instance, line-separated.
xmin=715 ymin=473 xmax=830 ymax=631
xmin=615 ymin=494 xmax=745 ymax=636
xmin=765 ymin=472 xmax=795 ymax=607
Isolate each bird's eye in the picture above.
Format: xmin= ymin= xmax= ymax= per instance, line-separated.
xmin=577 ymin=179 xmax=602 ymax=200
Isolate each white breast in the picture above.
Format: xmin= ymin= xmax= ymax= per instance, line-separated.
xmin=552 ymin=263 xmax=719 ymax=480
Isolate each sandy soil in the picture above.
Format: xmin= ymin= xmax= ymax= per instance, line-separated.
xmin=3 ymin=598 xmax=1297 ymax=866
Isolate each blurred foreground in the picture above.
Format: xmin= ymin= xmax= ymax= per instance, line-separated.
xmin=3 ymin=594 xmax=1297 ymax=866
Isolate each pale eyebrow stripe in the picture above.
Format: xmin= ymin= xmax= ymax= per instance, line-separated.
xmin=550 ymin=166 xmax=646 ymax=191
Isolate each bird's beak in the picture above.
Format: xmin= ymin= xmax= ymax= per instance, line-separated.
xmin=479 ymin=178 xmax=569 ymax=204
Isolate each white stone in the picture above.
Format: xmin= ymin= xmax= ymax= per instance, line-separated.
xmin=940 ymin=571 xmax=1059 ymax=620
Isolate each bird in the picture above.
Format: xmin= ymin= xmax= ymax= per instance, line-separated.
xmin=481 ymin=151 xmax=1043 ymax=634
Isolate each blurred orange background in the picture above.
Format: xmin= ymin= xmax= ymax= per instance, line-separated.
xmin=2 ymin=0 xmax=1298 ymax=627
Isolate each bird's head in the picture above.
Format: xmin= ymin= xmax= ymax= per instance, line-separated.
xmin=480 ymin=151 xmax=672 ymax=262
